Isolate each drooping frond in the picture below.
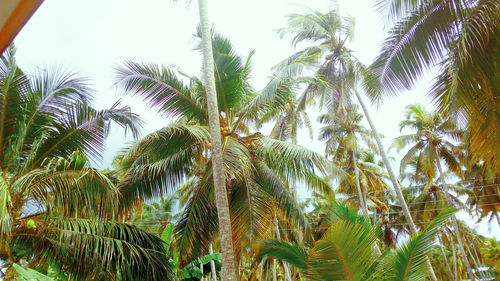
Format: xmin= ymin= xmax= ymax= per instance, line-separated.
xmin=257 ymin=137 xmax=345 ymax=184
xmin=117 ymin=122 xmax=209 ymax=209
xmin=174 ymin=167 xmax=217 ymax=266
xmin=258 ymin=240 xmax=308 ymax=270
xmin=14 ymin=151 xmax=118 ymax=218
xmin=115 ymin=61 xmax=207 ymax=122
xmin=13 ymin=217 xmax=173 ymax=281
xmin=366 ymin=1 xmax=461 ymax=99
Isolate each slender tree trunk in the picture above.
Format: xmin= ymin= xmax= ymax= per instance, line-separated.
xmin=436 ymin=157 xmax=475 ymax=281
xmin=353 ymin=151 xmax=382 ymax=256
xmin=438 ymin=234 xmax=454 ymax=281
xmin=274 ymin=216 xmax=292 ymax=281
xmin=466 ymin=239 xmax=485 ymax=279
xmin=355 ymin=90 xmax=437 ymax=280
xmin=259 ymin=260 xmax=264 ymax=281
xmin=352 ymin=151 xmax=370 ymax=217
xmin=209 ymin=244 xmax=217 ymax=281
xmin=197 ymin=0 xmax=238 ymax=280
xmin=272 ymin=258 xmax=277 ymax=281
xmin=265 ymin=261 xmax=270 ymax=281
xmin=291 ymin=136 xmax=302 ymax=281
xmin=444 ymin=230 xmax=459 ymax=281
xmin=469 ymin=238 xmax=487 ymax=280
xmin=291 ymin=135 xmax=304 ymax=248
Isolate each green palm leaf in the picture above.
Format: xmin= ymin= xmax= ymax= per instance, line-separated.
xmin=258 ymin=240 xmax=308 ymax=270
xmin=374 ymin=207 xmax=457 ymax=281
xmin=115 ymin=61 xmax=207 ymax=122
xmin=14 ymin=218 xmax=173 ymax=281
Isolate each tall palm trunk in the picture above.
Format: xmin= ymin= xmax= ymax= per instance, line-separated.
xmin=272 ymin=258 xmax=277 ymax=281
xmin=435 ymin=157 xmax=475 ymax=280
xmin=354 ymin=90 xmax=438 ymax=280
xmin=291 ymin=135 xmax=304 ymax=246
xmin=352 ymin=150 xmax=382 ymax=256
xmin=451 ymin=233 xmax=458 ymax=281
xmin=209 ymin=244 xmax=217 ymax=281
xmin=438 ymin=234 xmax=455 ymax=281
xmin=352 ymin=151 xmax=369 ymax=217
xmin=197 ymin=0 xmax=238 ymax=280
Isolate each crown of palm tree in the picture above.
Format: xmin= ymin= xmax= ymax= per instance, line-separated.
xmin=115 ymin=31 xmax=345 ymax=266
xmin=0 ymin=46 xmax=173 ymax=280
xmin=391 ymin=104 xmax=463 ymax=183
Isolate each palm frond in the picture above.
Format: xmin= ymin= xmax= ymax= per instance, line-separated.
xmin=366 ymin=0 xmax=459 ymax=100
xmin=115 ymin=61 xmax=207 ymax=122
xmin=374 ymin=207 xmax=457 ymax=281
xmin=118 ymin=123 xmax=209 ymax=209
xmin=258 ymin=240 xmax=308 ymax=270
xmin=307 ymin=219 xmax=377 ymax=281
xmin=13 ymin=217 xmax=173 ymax=281
xmin=257 ymin=137 xmax=345 ymax=182
xmin=0 ymin=175 xmax=12 ymax=240
xmin=15 ymin=152 xmax=117 ymax=218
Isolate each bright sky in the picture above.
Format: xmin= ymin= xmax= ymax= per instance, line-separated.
xmin=13 ymin=0 xmax=498 ymax=238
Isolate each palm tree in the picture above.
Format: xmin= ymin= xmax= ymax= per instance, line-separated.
xmin=276 ymin=7 xmax=422 ymax=231
xmin=367 ymin=0 xmax=500 ymax=174
xmin=259 ymin=203 xmax=457 ymax=281
xmin=392 ymin=104 xmax=463 ymax=182
xmin=257 ymin=76 xmax=314 ymax=208
xmin=129 ymin=195 xmax=180 ymax=234
xmin=196 ymin=0 xmax=239 ymax=279
xmin=274 ymin=9 xmax=439 ymax=276
xmin=463 ymin=155 xmax=500 ymax=226
xmin=0 ymin=46 xmax=172 ymax=280
xmin=257 ymin=77 xmax=315 ymax=281
xmin=319 ymin=109 xmax=379 ymax=218
xmin=394 ymin=104 xmax=476 ymax=279
xmin=115 ymin=32 xmax=339 ymax=277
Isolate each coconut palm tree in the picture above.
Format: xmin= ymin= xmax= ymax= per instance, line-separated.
xmin=196 ymin=0 xmax=239 ymax=278
xmin=274 ymin=8 xmax=443 ymax=276
xmin=463 ymin=156 xmax=500 ymax=226
xmin=319 ymin=109 xmax=378 ymax=218
xmin=0 ymin=46 xmax=172 ymax=280
xmin=393 ymin=104 xmax=476 ymax=279
xmin=115 ymin=32 xmax=340 ymax=277
xmin=259 ymin=203 xmax=457 ymax=281
xmin=275 ymin=8 xmax=426 ymax=249
xmin=256 ymin=76 xmax=316 ymax=281
xmin=392 ymin=104 xmax=463 ymax=182
xmin=129 ymin=194 xmax=180 ymax=234
xmin=367 ymin=0 xmax=500 ymax=175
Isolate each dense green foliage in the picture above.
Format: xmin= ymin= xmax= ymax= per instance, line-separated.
xmin=1 ymin=1 xmax=498 ymax=280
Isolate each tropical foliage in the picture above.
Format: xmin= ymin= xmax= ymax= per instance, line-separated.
xmin=0 ymin=47 xmax=173 ymax=280
xmin=367 ymin=0 xmax=500 ymax=173
xmin=114 ymin=31 xmax=338 ymax=269
xmin=259 ymin=204 xmax=457 ymax=281
xmin=2 ymin=1 xmax=499 ymax=280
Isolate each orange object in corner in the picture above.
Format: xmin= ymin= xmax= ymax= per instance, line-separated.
xmin=0 ymin=0 xmax=44 ymax=55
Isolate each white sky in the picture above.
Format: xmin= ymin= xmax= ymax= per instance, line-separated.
xmin=12 ymin=0 xmax=498 ymax=238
